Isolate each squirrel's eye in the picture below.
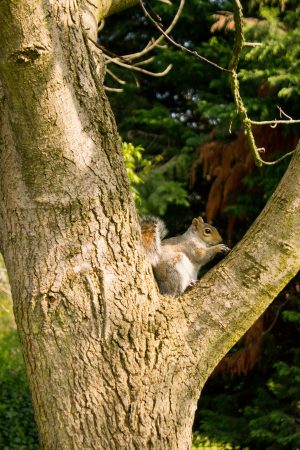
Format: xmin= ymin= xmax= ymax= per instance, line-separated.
xmin=204 ymin=228 xmax=212 ymax=234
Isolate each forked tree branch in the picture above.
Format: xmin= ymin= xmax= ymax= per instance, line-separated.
xmin=174 ymin=139 xmax=300 ymax=379
xmin=122 ymin=0 xmax=185 ymax=62
xmin=139 ymin=0 xmax=231 ymax=73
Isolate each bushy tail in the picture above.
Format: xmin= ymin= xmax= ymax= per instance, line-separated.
xmin=140 ymin=216 xmax=167 ymax=265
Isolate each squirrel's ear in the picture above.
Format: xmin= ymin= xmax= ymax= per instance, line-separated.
xmin=192 ymin=217 xmax=204 ymax=228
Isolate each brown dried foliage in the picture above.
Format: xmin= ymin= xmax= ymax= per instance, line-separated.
xmin=190 ymin=125 xmax=298 ymax=244
xmin=211 ymin=11 xmax=268 ymax=34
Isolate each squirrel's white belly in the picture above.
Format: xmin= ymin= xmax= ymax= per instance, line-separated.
xmin=175 ymin=254 xmax=198 ymax=292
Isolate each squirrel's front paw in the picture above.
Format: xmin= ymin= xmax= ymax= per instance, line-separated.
xmin=218 ymin=244 xmax=230 ymax=254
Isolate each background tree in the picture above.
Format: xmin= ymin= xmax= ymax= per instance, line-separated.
xmin=0 ymin=1 xmax=299 ymax=449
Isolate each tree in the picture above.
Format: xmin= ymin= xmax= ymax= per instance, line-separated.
xmin=0 ymin=1 xmax=299 ymax=449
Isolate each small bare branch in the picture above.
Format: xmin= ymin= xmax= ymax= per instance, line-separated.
xmin=262 ymin=300 xmax=287 ymax=336
xmin=106 ymin=68 xmax=126 ymax=85
xmin=89 ymin=37 xmax=172 ymax=78
xmin=277 ymin=105 xmax=293 ymax=120
xmin=250 ymin=119 xmax=300 ymax=126
xmin=98 ymin=20 xmax=105 ymax=32
xmin=0 ymin=287 xmax=11 ymax=298
xmin=122 ymin=0 xmax=185 ymax=62
xmin=244 ymin=41 xmax=263 ymax=47
xmin=134 ymin=56 xmax=155 ymax=66
xmin=139 ymin=0 xmax=231 ymax=73
xmin=104 ymin=86 xmax=124 ymax=92
xmin=261 ymin=150 xmax=295 ymax=165
xmin=105 ymin=54 xmax=173 ymax=77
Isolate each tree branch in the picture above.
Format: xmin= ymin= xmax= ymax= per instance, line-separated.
xmin=176 ymin=139 xmax=300 ymax=380
xmin=105 ymin=54 xmax=172 ymax=76
xmin=250 ymin=119 xmax=300 ymax=126
xmin=122 ymin=0 xmax=185 ymax=62
xmin=98 ymin=0 xmax=139 ymax=20
xmin=228 ymin=0 xmax=297 ymax=166
xmin=139 ymin=0 xmax=231 ymax=73
xmin=82 ymin=0 xmax=140 ymax=39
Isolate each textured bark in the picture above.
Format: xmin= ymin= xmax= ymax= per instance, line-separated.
xmin=98 ymin=0 xmax=139 ymax=19
xmin=0 ymin=1 xmax=299 ymax=450
xmin=82 ymin=0 xmax=140 ymax=40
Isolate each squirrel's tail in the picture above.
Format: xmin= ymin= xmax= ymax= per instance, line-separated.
xmin=141 ymin=216 xmax=167 ymax=265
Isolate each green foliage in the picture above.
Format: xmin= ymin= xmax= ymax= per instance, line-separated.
xmin=122 ymin=139 xmax=190 ymax=214
xmin=122 ymin=141 xmax=152 ymax=203
xmin=192 ymin=433 xmax=233 ymax=449
xmin=101 ymin=0 xmax=232 ymax=217
xmin=137 ymin=152 xmax=191 ymax=215
xmin=244 ymin=347 xmax=300 ymax=449
xmin=240 ymin=5 xmax=300 ymax=119
xmin=0 ymin=293 xmax=38 ymax=449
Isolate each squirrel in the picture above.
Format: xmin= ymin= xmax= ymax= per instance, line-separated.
xmin=141 ymin=216 xmax=230 ymax=296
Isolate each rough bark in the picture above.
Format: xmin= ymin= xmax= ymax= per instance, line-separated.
xmin=82 ymin=0 xmax=139 ymax=40
xmin=98 ymin=0 xmax=139 ymax=19
xmin=0 ymin=1 xmax=299 ymax=450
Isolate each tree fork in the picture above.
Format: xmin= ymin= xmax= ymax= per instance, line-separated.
xmin=0 ymin=1 xmax=299 ymax=449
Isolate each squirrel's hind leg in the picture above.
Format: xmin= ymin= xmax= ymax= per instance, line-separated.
xmin=153 ymin=252 xmax=194 ymax=297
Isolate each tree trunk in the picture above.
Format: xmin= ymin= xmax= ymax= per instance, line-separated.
xmin=0 ymin=1 xmax=299 ymax=449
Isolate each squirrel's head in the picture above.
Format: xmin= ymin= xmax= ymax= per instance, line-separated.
xmin=191 ymin=217 xmax=223 ymax=245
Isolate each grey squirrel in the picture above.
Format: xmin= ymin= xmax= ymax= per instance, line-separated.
xmin=141 ymin=216 xmax=230 ymax=296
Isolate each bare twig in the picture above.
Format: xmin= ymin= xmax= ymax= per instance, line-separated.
xmin=139 ymin=0 xmax=231 ymax=73
xmin=89 ymin=37 xmax=172 ymax=78
xmin=250 ymin=119 xmax=300 ymax=126
xmin=134 ymin=56 xmax=155 ymax=66
xmin=104 ymin=86 xmax=124 ymax=92
xmin=105 ymin=54 xmax=173 ymax=76
xmin=263 ymin=300 xmax=288 ymax=336
xmin=88 ymin=38 xmax=126 ymax=61
xmin=244 ymin=41 xmax=263 ymax=47
xmin=122 ymin=0 xmax=185 ymax=62
xmin=98 ymin=20 xmax=105 ymax=32
xmin=278 ymin=105 xmax=293 ymax=120
xmin=106 ymin=68 xmax=126 ymax=85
